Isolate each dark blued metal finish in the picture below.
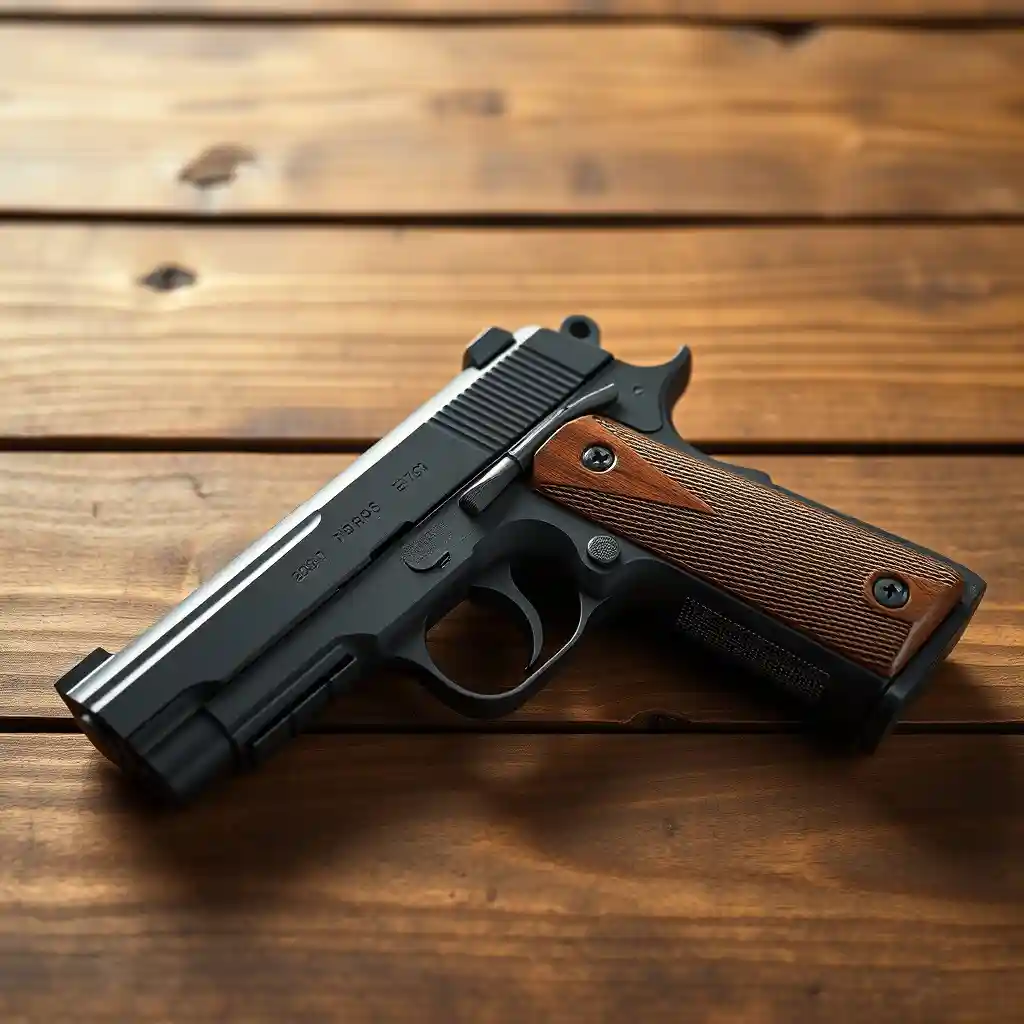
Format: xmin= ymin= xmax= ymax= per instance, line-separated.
xmin=462 ymin=326 xmax=516 ymax=369
xmin=459 ymin=382 xmax=618 ymax=517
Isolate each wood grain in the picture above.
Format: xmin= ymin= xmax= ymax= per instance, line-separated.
xmin=5 ymin=0 xmax=1024 ymax=16
xmin=0 ymin=733 xmax=1022 ymax=1022
xmin=535 ymin=415 xmax=969 ymax=680
xmin=533 ymin=415 xmax=715 ymax=512
xmin=0 ymin=25 xmax=1021 ymax=216
xmin=1 ymin=224 xmax=1022 ymax=444
xmin=1 ymin=452 xmax=1018 ymax=724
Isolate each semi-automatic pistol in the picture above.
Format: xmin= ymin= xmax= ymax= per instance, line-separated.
xmin=54 ymin=317 xmax=987 ymax=802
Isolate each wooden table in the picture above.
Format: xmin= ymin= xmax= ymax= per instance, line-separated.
xmin=0 ymin=2 xmax=1022 ymax=1021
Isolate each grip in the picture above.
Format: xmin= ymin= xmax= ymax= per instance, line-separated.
xmin=531 ymin=415 xmax=966 ymax=683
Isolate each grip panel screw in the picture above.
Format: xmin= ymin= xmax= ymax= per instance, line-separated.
xmin=873 ymin=576 xmax=910 ymax=609
xmin=581 ymin=444 xmax=616 ymax=473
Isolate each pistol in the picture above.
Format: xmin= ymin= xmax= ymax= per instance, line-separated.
xmin=55 ymin=316 xmax=987 ymax=802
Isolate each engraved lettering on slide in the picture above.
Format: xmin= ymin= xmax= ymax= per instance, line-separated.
xmin=393 ymin=462 xmax=429 ymax=493
xmin=333 ymin=500 xmax=382 ymax=543
xmin=292 ymin=550 xmax=327 ymax=583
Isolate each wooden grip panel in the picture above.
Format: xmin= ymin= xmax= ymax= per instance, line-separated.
xmin=531 ymin=416 xmax=964 ymax=679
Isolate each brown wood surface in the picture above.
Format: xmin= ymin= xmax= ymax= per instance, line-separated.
xmin=2 ymin=452 xmax=1018 ymax=724
xmin=0 ymin=26 xmax=1021 ymax=216
xmin=1 ymin=224 xmax=1021 ymax=444
xmin=0 ymin=6 xmax=1020 ymax=1020
xmin=0 ymin=733 xmax=1021 ymax=1023
xmin=6 ymin=0 xmax=1024 ymax=16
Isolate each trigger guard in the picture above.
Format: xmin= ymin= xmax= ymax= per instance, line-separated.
xmin=391 ymin=591 xmax=603 ymax=721
xmin=467 ymin=562 xmax=544 ymax=671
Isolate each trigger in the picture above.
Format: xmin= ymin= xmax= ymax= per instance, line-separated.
xmin=469 ymin=563 xmax=545 ymax=671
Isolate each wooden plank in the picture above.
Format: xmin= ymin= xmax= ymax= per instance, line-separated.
xmin=4 ymin=0 xmax=1023 ymax=17
xmin=0 ymin=734 xmax=1021 ymax=1022
xmin=2 ymin=224 xmax=1022 ymax=444
xmin=1 ymin=452 xmax=1018 ymax=723
xmin=0 ymin=26 xmax=1020 ymax=216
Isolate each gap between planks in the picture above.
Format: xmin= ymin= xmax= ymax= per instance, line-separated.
xmin=4 ymin=718 xmax=1024 ymax=735
xmin=1 ymin=438 xmax=1024 ymax=456
xmin=0 ymin=11 xmax=1021 ymax=27
xmin=1 ymin=212 xmax=1024 ymax=226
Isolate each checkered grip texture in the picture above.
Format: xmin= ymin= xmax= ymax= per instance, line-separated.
xmin=534 ymin=417 xmax=962 ymax=678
